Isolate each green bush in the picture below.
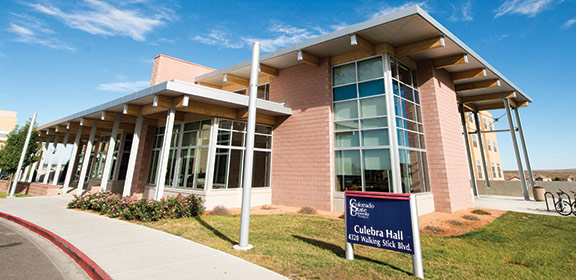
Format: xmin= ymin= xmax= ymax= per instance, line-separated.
xmin=67 ymin=192 xmax=204 ymax=222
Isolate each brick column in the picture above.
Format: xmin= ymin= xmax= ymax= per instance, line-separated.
xmin=417 ymin=60 xmax=473 ymax=212
xmin=130 ymin=123 xmax=155 ymax=198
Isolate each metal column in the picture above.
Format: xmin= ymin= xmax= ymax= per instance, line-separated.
xmin=513 ymin=108 xmax=535 ymax=189
xmin=473 ymin=112 xmax=491 ymax=187
xmin=76 ymin=121 xmax=98 ymax=195
xmin=52 ymin=130 xmax=70 ymax=185
xmin=62 ymin=127 xmax=83 ymax=194
xmin=123 ymin=115 xmax=143 ymax=197
xmin=504 ymin=98 xmax=530 ymax=200
xmin=100 ymin=114 xmax=121 ymax=192
xmin=459 ymin=106 xmax=478 ymax=196
xmin=43 ymin=133 xmax=59 ymax=184
xmin=235 ymin=42 xmax=260 ymax=251
xmin=154 ymin=109 xmax=175 ymax=200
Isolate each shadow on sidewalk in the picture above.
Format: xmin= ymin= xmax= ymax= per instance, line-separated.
xmin=292 ymin=235 xmax=411 ymax=275
xmin=195 ymin=217 xmax=237 ymax=245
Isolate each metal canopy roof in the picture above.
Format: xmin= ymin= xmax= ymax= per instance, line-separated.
xmin=196 ymin=5 xmax=531 ymax=110
xmin=38 ymin=80 xmax=292 ymax=131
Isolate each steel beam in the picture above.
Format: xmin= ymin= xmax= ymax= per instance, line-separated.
xmin=473 ymin=112 xmax=491 ymax=187
xmin=504 ymin=98 xmax=530 ymax=200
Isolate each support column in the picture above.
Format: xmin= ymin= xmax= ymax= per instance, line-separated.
xmin=23 ymin=166 xmax=30 ymax=183
xmin=154 ymin=109 xmax=175 ymax=200
xmin=42 ymin=134 xmax=59 ymax=184
xmin=36 ymin=136 xmax=50 ymax=182
xmin=473 ymin=112 xmax=491 ymax=188
xmin=52 ymin=130 xmax=70 ymax=185
xmin=513 ymin=108 xmax=535 ymax=189
xmin=504 ymin=98 xmax=530 ymax=200
xmin=459 ymin=106 xmax=478 ymax=196
xmin=123 ymin=115 xmax=144 ymax=197
xmin=76 ymin=121 xmax=98 ymax=195
xmin=100 ymin=114 xmax=121 ymax=192
xmin=62 ymin=127 xmax=83 ymax=194
xmin=27 ymin=162 xmax=37 ymax=182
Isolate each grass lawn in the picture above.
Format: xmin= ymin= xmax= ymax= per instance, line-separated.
xmin=144 ymin=212 xmax=576 ymax=279
xmin=0 ymin=192 xmax=33 ymax=198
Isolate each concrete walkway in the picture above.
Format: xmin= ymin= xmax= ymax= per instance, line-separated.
xmin=474 ymin=195 xmax=565 ymax=216
xmin=0 ymin=196 xmax=287 ymax=280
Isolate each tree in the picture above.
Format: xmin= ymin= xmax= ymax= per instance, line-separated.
xmin=0 ymin=119 xmax=41 ymax=186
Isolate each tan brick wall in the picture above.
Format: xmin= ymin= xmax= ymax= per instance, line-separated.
xmin=269 ymin=58 xmax=334 ymax=211
xmin=0 ymin=181 xmax=60 ymax=196
xmin=149 ymin=54 xmax=215 ymax=86
xmin=417 ymin=60 xmax=473 ymax=212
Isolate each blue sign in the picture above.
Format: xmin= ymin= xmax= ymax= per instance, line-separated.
xmin=345 ymin=191 xmax=414 ymax=254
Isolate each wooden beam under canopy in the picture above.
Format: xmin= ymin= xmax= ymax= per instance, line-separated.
xmin=455 ymin=79 xmax=501 ymax=92
xmin=434 ymin=54 xmax=468 ymax=69
xmin=395 ymin=36 xmax=445 ymax=57
xmin=452 ymin=68 xmax=487 ymax=81
xmin=297 ymin=50 xmax=320 ymax=66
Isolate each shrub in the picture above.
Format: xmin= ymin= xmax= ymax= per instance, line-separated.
xmin=339 ymin=213 xmax=345 ymax=219
xmin=261 ymin=204 xmax=276 ymax=210
xmin=67 ymin=191 xmax=205 ymax=222
xmin=424 ymin=226 xmax=443 ymax=233
xmin=448 ymin=220 xmax=463 ymax=226
xmin=462 ymin=215 xmax=480 ymax=221
xmin=298 ymin=206 xmax=317 ymax=215
xmin=471 ymin=209 xmax=491 ymax=216
xmin=210 ymin=205 xmax=231 ymax=216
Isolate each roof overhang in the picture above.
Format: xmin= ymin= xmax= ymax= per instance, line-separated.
xmin=38 ymin=80 xmax=292 ymax=138
xmin=196 ymin=5 xmax=531 ymax=112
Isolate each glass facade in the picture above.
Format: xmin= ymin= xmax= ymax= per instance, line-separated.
xmin=147 ymin=118 xmax=272 ymax=190
xmin=333 ymin=54 xmax=430 ymax=194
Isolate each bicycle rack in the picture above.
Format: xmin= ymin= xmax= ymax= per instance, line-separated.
xmin=545 ymin=192 xmax=555 ymax=212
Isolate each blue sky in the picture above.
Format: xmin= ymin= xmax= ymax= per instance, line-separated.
xmin=0 ymin=0 xmax=574 ymax=170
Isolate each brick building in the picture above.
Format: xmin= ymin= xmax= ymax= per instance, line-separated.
xmin=32 ymin=6 xmax=533 ymax=214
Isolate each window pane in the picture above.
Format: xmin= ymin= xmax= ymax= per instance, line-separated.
xmin=198 ymin=129 xmax=210 ymax=146
xmin=195 ymin=148 xmax=208 ymax=189
xmin=405 ymin=102 xmax=417 ymax=122
xmin=333 ymin=63 xmax=356 ymax=86
xmin=231 ymin=131 xmax=244 ymax=147
xmin=217 ymin=130 xmax=231 ymax=146
xmin=396 ymin=118 xmax=406 ymax=129
xmin=397 ymin=129 xmax=406 ymax=146
xmin=398 ymin=63 xmax=412 ymax=85
xmin=360 ymin=96 xmax=386 ymax=118
xmin=406 ymin=131 xmax=420 ymax=148
xmin=233 ymin=121 xmax=245 ymax=131
xmin=393 ymin=80 xmax=400 ymax=96
xmin=178 ymin=149 xmax=195 ymax=188
xmin=334 ymin=100 xmax=358 ymax=121
xmin=254 ymin=135 xmax=271 ymax=149
xmin=414 ymin=90 xmax=420 ymax=104
xmin=361 ymin=117 xmax=387 ymax=129
xmin=257 ymin=84 xmax=269 ymax=100
xmin=357 ymin=57 xmax=383 ymax=81
xmin=409 ymin=150 xmax=425 ymax=193
xmin=253 ymin=151 xmax=270 ymax=187
xmin=362 ymin=129 xmax=389 ymax=146
xmin=255 ymin=125 xmax=272 ymax=135
xmin=335 ymin=150 xmax=362 ymax=191
xmin=405 ymin=120 xmax=418 ymax=132
xmin=401 ymin=84 xmax=414 ymax=102
xmin=335 ymin=120 xmax=359 ymax=131
xmin=201 ymin=120 xmax=212 ymax=129
xmin=227 ymin=150 xmax=243 ymax=188
xmin=358 ymin=79 xmax=385 ymax=97
xmin=185 ymin=122 xmax=200 ymax=131
xmin=394 ymin=97 xmax=406 ymax=118
xmin=335 ymin=131 xmax=360 ymax=147
xmin=390 ymin=59 xmax=398 ymax=80
xmin=183 ymin=131 xmax=198 ymax=146
xmin=363 ymin=149 xmax=392 ymax=192
xmin=218 ymin=120 xmax=232 ymax=130
xmin=213 ymin=148 xmax=229 ymax=189
xmin=333 ymin=84 xmax=357 ymax=101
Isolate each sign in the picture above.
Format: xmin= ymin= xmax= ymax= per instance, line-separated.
xmin=346 ymin=191 xmax=414 ymax=254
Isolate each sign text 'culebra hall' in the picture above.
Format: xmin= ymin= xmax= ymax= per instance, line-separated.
xmin=345 ymin=191 xmax=414 ymax=254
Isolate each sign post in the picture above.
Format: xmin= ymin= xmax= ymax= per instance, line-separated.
xmin=345 ymin=191 xmax=423 ymax=279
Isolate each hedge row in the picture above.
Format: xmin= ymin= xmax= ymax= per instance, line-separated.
xmin=67 ymin=192 xmax=204 ymax=222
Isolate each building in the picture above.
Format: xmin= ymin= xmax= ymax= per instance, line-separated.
xmin=31 ymin=6 xmax=533 ymax=214
xmin=0 ymin=110 xmax=18 ymax=149
xmin=465 ymin=111 xmax=504 ymax=181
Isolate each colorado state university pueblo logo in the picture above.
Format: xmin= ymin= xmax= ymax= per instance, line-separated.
xmin=349 ymin=198 xmax=374 ymax=219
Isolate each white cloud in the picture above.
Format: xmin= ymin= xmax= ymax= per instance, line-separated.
xmin=27 ymin=0 xmax=175 ymax=41
xmin=370 ymin=2 xmax=427 ymax=19
xmin=495 ymin=0 xmax=555 ymax=18
xmin=7 ymin=22 xmax=75 ymax=52
xmin=193 ymin=23 xmax=326 ymax=52
xmin=450 ymin=1 xmax=474 ymax=22
xmin=96 ymin=81 xmax=149 ymax=92
xmin=242 ymin=24 xmax=326 ymax=52
xmin=563 ymin=18 xmax=576 ymax=28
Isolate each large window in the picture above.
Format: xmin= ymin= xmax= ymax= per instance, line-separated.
xmin=213 ymin=120 xmax=272 ymax=189
xmin=233 ymin=84 xmax=270 ymax=100
xmin=147 ymin=120 xmax=211 ymax=189
xmin=333 ymin=55 xmax=430 ymax=194
xmin=333 ymin=56 xmax=392 ymax=192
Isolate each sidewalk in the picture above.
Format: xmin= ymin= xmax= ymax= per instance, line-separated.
xmin=474 ymin=195 xmax=560 ymax=216
xmin=0 ymin=196 xmax=287 ymax=280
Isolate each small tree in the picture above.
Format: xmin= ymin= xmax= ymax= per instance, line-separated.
xmin=0 ymin=119 xmax=41 ymax=187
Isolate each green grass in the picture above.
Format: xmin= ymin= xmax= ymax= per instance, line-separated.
xmin=0 ymin=192 xmax=33 ymax=198
xmin=143 ymin=212 xmax=576 ymax=279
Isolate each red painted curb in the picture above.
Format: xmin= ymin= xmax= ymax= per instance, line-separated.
xmin=0 ymin=211 xmax=112 ymax=280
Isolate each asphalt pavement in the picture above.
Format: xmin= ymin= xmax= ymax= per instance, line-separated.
xmin=0 ymin=218 xmax=89 ymax=280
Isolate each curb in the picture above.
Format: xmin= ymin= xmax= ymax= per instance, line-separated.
xmin=0 ymin=211 xmax=112 ymax=280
